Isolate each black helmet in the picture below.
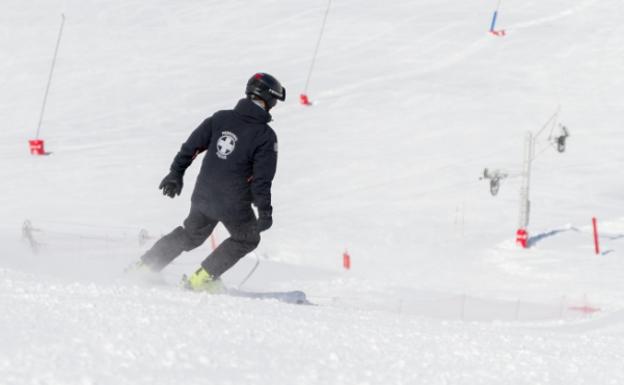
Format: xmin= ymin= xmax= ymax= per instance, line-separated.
xmin=245 ymin=73 xmax=286 ymax=110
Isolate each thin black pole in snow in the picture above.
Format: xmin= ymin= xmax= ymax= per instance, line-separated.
xmin=300 ymin=0 xmax=332 ymax=106
xmin=237 ymin=253 xmax=261 ymax=289
xmin=36 ymin=14 xmax=66 ymax=139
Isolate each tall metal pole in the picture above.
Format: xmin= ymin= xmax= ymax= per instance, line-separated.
xmin=303 ymin=0 xmax=332 ymax=94
xmin=518 ymin=131 xmax=533 ymax=231
xmin=36 ymin=14 xmax=66 ymax=139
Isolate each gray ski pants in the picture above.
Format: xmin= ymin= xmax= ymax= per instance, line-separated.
xmin=140 ymin=206 xmax=260 ymax=278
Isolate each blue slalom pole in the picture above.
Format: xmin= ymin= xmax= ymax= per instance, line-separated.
xmin=489 ymin=0 xmax=503 ymax=32
xmin=489 ymin=11 xmax=498 ymax=32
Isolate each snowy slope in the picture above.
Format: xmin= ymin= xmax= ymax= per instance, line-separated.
xmin=2 ymin=0 xmax=624 ymax=384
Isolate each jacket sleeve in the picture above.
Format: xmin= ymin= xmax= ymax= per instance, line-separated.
xmin=170 ymin=118 xmax=213 ymax=175
xmin=251 ymin=129 xmax=278 ymax=211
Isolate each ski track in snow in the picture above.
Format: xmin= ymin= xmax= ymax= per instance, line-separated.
xmin=506 ymin=0 xmax=600 ymax=32
xmin=2 ymin=268 xmax=624 ymax=385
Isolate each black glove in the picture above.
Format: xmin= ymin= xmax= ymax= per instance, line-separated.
xmin=257 ymin=208 xmax=273 ymax=232
xmin=159 ymin=171 xmax=183 ymax=198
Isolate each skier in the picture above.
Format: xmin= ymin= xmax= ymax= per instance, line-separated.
xmin=131 ymin=73 xmax=285 ymax=292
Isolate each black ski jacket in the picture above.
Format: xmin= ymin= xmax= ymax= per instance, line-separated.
xmin=170 ymin=98 xmax=278 ymax=221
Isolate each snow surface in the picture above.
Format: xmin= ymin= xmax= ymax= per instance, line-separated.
xmin=2 ymin=0 xmax=624 ymax=384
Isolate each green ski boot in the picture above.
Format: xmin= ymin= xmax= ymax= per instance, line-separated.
xmin=182 ymin=267 xmax=224 ymax=294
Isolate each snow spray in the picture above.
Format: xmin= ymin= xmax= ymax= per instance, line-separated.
xmin=300 ymin=0 xmax=332 ymax=106
xmin=489 ymin=0 xmax=506 ymax=36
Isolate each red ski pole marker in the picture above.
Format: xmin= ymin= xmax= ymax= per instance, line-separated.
xmin=342 ymin=250 xmax=351 ymax=270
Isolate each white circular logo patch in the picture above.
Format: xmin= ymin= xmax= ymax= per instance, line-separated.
xmin=216 ymin=131 xmax=238 ymax=159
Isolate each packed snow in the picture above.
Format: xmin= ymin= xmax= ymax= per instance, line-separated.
xmin=1 ymin=0 xmax=624 ymax=384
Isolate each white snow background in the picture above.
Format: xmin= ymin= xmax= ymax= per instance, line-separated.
xmin=1 ymin=0 xmax=624 ymax=384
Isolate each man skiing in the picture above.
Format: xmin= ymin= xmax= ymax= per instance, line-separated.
xmin=132 ymin=73 xmax=285 ymax=292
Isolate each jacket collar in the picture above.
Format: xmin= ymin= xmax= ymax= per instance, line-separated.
xmin=234 ymin=98 xmax=272 ymax=123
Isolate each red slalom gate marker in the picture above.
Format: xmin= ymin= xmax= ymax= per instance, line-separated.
xmin=569 ymin=305 xmax=601 ymax=314
xmin=300 ymin=94 xmax=312 ymax=106
xmin=28 ymin=139 xmax=46 ymax=155
xmin=592 ymin=217 xmax=600 ymax=255
xmin=516 ymin=228 xmax=528 ymax=248
xmin=342 ymin=250 xmax=351 ymax=270
xmin=569 ymin=294 xmax=600 ymax=314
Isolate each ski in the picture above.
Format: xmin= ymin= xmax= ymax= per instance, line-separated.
xmin=224 ymin=287 xmax=312 ymax=305
xmin=179 ymin=274 xmax=312 ymax=305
